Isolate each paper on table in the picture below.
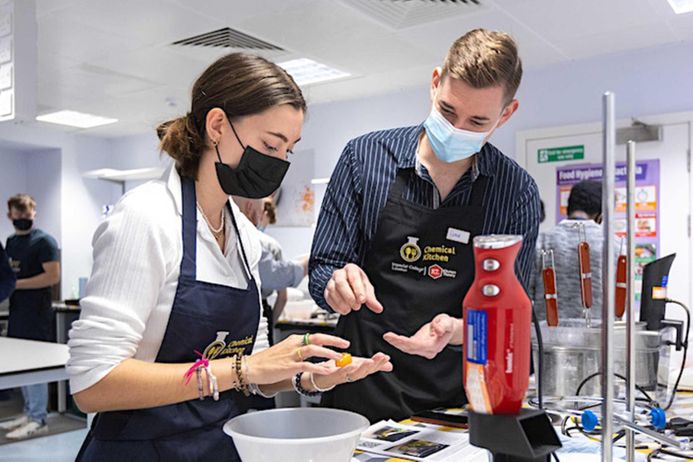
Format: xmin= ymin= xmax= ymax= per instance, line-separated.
xmin=355 ymin=420 xmax=489 ymax=462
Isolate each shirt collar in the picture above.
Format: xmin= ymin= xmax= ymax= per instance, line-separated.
xmin=163 ymin=163 xmax=239 ymax=219
xmin=394 ymin=124 xmax=496 ymax=179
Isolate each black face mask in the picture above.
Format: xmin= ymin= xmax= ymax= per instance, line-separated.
xmin=13 ymin=219 xmax=33 ymax=231
xmin=214 ymin=122 xmax=290 ymax=199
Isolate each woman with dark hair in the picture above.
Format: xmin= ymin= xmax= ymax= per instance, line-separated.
xmin=68 ymin=53 xmax=392 ymax=461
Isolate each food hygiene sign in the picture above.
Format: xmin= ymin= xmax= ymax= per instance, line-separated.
xmin=556 ymin=160 xmax=660 ymax=299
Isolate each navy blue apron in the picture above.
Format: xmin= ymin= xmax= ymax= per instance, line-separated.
xmin=322 ymin=168 xmax=487 ymax=423
xmin=77 ymin=177 xmax=261 ymax=461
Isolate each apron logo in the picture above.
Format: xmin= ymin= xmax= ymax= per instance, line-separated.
xmin=427 ymin=264 xmax=458 ymax=280
xmin=400 ymin=236 xmax=422 ymax=263
xmin=8 ymin=259 xmax=20 ymax=273
xmin=202 ymin=331 xmax=254 ymax=360
xmin=428 ymin=265 xmax=443 ymax=280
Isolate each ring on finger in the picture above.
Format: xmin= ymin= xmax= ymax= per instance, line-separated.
xmin=302 ymin=333 xmax=311 ymax=346
xmin=296 ymin=347 xmax=305 ymax=361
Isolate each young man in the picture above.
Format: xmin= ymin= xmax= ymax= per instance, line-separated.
xmin=309 ymin=29 xmax=541 ymax=422
xmin=0 ymin=194 xmax=60 ymax=439
xmin=530 ymin=180 xmax=608 ymax=321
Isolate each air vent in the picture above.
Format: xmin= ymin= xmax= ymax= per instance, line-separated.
xmin=171 ymin=27 xmax=283 ymax=51
xmin=344 ymin=0 xmax=484 ymax=29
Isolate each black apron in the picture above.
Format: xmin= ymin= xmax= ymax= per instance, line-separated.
xmin=322 ymin=168 xmax=488 ymax=423
xmin=6 ymin=230 xmax=55 ymax=341
xmin=77 ymin=177 xmax=260 ymax=461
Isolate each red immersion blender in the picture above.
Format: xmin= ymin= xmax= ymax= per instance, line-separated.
xmin=463 ymin=235 xmax=532 ymax=415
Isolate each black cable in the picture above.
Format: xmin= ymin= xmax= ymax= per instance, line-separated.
xmin=656 ymin=446 xmax=693 ymax=460
xmin=575 ymin=371 xmax=657 ymax=404
xmin=531 ymin=303 xmax=544 ymax=409
xmin=663 ymin=299 xmax=690 ymax=411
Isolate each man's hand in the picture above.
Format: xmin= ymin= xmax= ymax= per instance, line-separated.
xmin=383 ymin=314 xmax=461 ymax=360
xmin=324 ymin=263 xmax=383 ymax=315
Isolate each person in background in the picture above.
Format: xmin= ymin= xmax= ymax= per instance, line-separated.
xmin=0 ymin=242 xmax=15 ymax=303
xmin=530 ymin=180 xmax=606 ymax=321
xmin=309 ymin=29 xmax=540 ymax=422
xmin=233 ymin=196 xmax=308 ymax=343
xmin=0 ymin=194 xmax=60 ymax=440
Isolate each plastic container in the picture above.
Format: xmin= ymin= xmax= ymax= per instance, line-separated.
xmin=223 ymin=408 xmax=369 ymax=462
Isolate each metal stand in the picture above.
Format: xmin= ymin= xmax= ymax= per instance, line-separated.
xmin=602 ymin=92 xmax=616 ymax=462
xmin=468 ymin=409 xmax=561 ymax=462
xmin=602 ymin=95 xmax=689 ymax=460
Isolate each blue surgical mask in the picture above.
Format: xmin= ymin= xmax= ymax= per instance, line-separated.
xmin=423 ymin=106 xmax=495 ymax=163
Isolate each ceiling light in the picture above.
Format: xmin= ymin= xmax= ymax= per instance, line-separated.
xmin=666 ymin=0 xmax=693 ymax=14
xmin=278 ymin=58 xmax=350 ymax=86
xmin=36 ymin=110 xmax=118 ymax=128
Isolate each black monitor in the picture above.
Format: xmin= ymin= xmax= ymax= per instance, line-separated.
xmin=639 ymin=253 xmax=676 ymax=330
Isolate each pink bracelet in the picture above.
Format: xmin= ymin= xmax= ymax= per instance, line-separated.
xmin=183 ymin=350 xmax=209 ymax=386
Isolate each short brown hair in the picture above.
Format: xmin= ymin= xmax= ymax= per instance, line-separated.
xmin=263 ymin=198 xmax=277 ymax=225
xmin=442 ymin=28 xmax=523 ymax=105
xmin=157 ymin=53 xmax=306 ymax=179
xmin=8 ymin=194 xmax=36 ymax=213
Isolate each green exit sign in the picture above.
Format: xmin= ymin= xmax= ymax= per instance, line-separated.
xmin=538 ymin=145 xmax=585 ymax=163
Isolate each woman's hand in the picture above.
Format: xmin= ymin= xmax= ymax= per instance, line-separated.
xmin=245 ymin=333 xmax=348 ymax=385
xmin=382 ymin=313 xmax=461 ymax=360
xmin=311 ymin=352 xmax=393 ymax=391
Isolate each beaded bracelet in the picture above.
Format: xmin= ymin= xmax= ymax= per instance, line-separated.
xmin=196 ymin=367 xmax=204 ymax=400
xmin=234 ymin=354 xmax=250 ymax=396
xmin=293 ymin=372 xmax=320 ymax=397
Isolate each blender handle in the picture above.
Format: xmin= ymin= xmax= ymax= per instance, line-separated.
xmin=578 ymin=241 xmax=593 ymax=309
xmin=615 ymin=255 xmax=627 ymax=319
xmin=542 ymin=267 xmax=559 ymax=326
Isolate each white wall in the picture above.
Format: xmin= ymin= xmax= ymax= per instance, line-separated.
xmin=26 ymin=149 xmax=62 ymax=245
xmin=0 ymin=148 xmax=29 ymax=243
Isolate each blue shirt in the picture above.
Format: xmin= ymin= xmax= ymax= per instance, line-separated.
xmin=0 ymin=242 xmax=15 ymax=302
xmin=309 ymin=125 xmax=541 ymax=310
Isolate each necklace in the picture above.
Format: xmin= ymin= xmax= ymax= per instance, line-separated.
xmin=196 ymin=202 xmax=225 ymax=238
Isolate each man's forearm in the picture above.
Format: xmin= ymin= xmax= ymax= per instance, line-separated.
xmin=16 ymin=272 xmax=59 ymax=290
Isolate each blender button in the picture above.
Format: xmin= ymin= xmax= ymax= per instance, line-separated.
xmin=482 ymin=284 xmax=500 ymax=297
xmin=482 ymin=259 xmax=500 ymax=271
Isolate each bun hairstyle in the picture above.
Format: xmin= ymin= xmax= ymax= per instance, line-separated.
xmin=157 ymin=53 xmax=306 ymax=179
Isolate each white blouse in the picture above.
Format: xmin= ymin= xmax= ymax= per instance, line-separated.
xmin=67 ymin=165 xmax=268 ymax=394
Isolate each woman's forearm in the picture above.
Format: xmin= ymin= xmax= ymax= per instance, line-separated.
xmin=73 ymin=357 xmax=239 ymax=413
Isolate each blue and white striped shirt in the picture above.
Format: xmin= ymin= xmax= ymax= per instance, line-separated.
xmin=309 ymin=124 xmax=541 ymax=310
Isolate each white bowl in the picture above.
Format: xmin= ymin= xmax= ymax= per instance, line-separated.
xmin=223 ymin=407 xmax=369 ymax=462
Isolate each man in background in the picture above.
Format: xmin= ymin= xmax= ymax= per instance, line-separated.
xmin=0 ymin=194 xmax=60 ymax=440
xmin=530 ymin=180 xmax=606 ymax=321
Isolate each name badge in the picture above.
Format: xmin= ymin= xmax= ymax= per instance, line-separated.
xmin=447 ymin=227 xmax=470 ymax=244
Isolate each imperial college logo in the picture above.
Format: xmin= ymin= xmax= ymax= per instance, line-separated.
xmin=400 ymin=236 xmax=422 ymax=263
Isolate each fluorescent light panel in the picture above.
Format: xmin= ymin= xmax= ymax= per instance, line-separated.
xmin=36 ymin=110 xmax=118 ymax=128
xmin=278 ymin=58 xmax=350 ymax=86
xmin=666 ymin=0 xmax=693 ymax=13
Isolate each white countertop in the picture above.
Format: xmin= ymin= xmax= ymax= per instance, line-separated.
xmin=0 ymin=337 xmax=68 ymax=376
